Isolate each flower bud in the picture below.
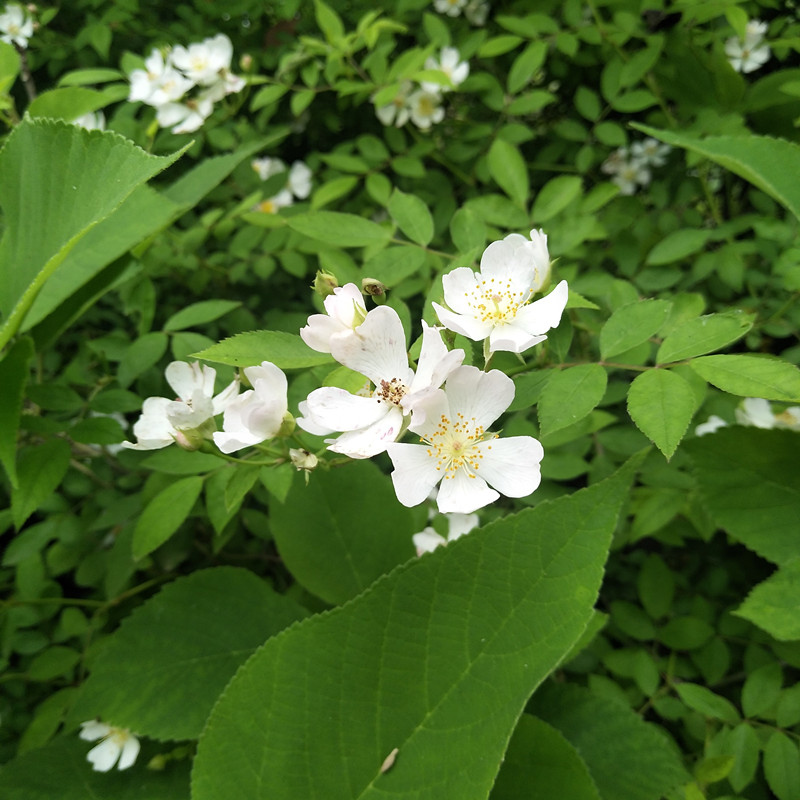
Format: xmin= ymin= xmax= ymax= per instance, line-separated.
xmin=277 ymin=411 xmax=296 ymax=438
xmin=289 ymin=448 xmax=318 ymax=472
xmin=173 ymin=428 xmax=206 ymax=451
xmin=239 ymin=53 xmax=253 ymax=72
xmin=312 ymin=269 xmax=339 ymax=298
xmin=361 ymin=277 xmax=387 ymax=297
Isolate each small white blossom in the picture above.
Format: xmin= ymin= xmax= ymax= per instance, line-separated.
xmin=413 ymin=511 xmax=479 ymax=555
xmin=0 ymin=4 xmax=33 ymax=48
xmin=602 ymin=146 xmax=653 ymax=194
xmin=736 ymin=397 xmax=777 ymax=428
xmin=630 ymin=137 xmax=671 ymax=168
xmin=464 ymin=0 xmax=490 ymax=25
xmin=128 ymin=49 xmax=193 ymax=107
xmin=433 ymin=230 xmax=568 ymax=354
xmin=170 ymin=33 xmax=235 ymax=86
xmin=300 ymin=282 xmax=367 ymax=353
xmin=79 ymin=721 xmax=140 ymax=772
xmin=423 ymin=47 xmax=470 ymax=94
xmin=388 ymin=366 xmax=543 ymax=514
xmin=72 ymin=111 xmax=106 ymax=131
xmin=695 ymin=415 xmax=728 ymax=436
xmin=375 ymin=82 xmax=412 ymax=127
xmin=155 ymin=97 xmax=214 ymax=134
xmin=725 ymin=23 xmax=771 ymax=74
xmin=434 ymin=0 xmax=468 ymax=17
xmin=252 ymin=156 xmax=286 ymax=181
xmin=254 ymin=189 xmax=294 ymax=214
xmin=213 ymin=361 xmax=289 ymax=454
xmin=288 ymin=160 xmax=312 ymax=199
xmin=408 ymin=89 xmax=445 ymax=130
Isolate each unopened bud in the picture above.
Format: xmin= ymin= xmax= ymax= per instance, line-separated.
xmin=173 ymin=428 xmax=205 ymax=451
xmin=277 ymin=411 xmax=296 ymax=438
xmin=148 ymin=755 xmax=167 ymax=771
xmin=290 ymin=448 xmax=318 ymax=472
xmin=240 ymin=53 xmax=253 ymax=71
xmin=361 ymin=277 xmax=387 ymax=297
xmin=312 ymin=269 xmax=339 ymax=298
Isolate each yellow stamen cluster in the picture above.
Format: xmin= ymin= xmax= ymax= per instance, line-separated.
xmin=376 ymin=378 xmax=408 ymax=406
xmin=422 ymin=412 xmax=498 ymax=480
xmin=465 ymin=276 xmax=529 ymax=325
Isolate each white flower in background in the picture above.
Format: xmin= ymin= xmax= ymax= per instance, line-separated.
xmin=735 ymin=397 xmax=800 ymax=430
xmin=252 ymin=156 xmax=286 ymax=181
xmin=123 ymin=361 xmax=238 ymax=451
xmin=128 ymin=49 xmax=193 ymax=107
xmin=423 ymin=47 xmax=470 ymax=94
xmin=695 ymin=415 xmax=728 ymax=436
xmin=388 ymin=366 xmax=544 ymax=514
xmin=434 ymin=0 xmax=468 ymax=17
xmin=413 ymin=511 xmax=479 ymax=555
xmin=254 ymin=189 xmax=294 ymax=214
xmin=72 ymin=111 xmax=106 ymax=131
xmin=0 ymin=4 xmax=33 ymax=48
xmin=433 ymin=230 xmax=568 ymax=354
xmin=300 ymin=282 xmax=367 ymax=353
xmin=170 ymin=33 xmax=235 ymax=86
xmin=464 ymin=0 xmax=490 ymax=25
xmin=213 ymin=361 xmax=289 ymax=453
xmin=725 ymin=19 xmax=771 ymax=74
xmin=155 ymin=97 xmax=214 ymax=134
xmin=602 ymin=146 xmax=652 ymax=195
xmin=288 ymin=161 xmax=312 ymax=199
xmin=408 ymin=89 xmax=445 ymax=130
xmin=375 ymin=82 xmax=412 ymax=127
xmin=631 ymin=137 xmax=671 ymax=168
xmin=298 ymin=309 xmax=463 ymax=458
xmin=79 ymin=721 xmax=140 ymax=772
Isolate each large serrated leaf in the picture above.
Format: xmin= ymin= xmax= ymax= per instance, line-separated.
xmin=191 ymin=458 xmax=640 ymax=800
xmin=689 ymin=355 xmax=800 ymax=402
xmin=193 ymin=330 xmax=333 ymax=369
xmin=67 ymin=568 xmax=309 ymax=741
xmin=657 ymin=311 xmax=753 ymax=363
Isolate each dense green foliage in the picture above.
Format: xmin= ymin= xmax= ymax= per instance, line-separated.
xmin=1 ymin=1 xmax=800 ymax=799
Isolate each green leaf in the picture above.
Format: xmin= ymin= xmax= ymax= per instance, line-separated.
xmin=314 ymin=0 xmax=345 ymax=42
xmin=363 ymin=246 xmax=426 ymax=288
xmin=764 ymin=732 xmax=800 ymax=800
xmin=530 ymin=683 xmax=688 ymax=800
xmin=491 ymin=715 xmax=600 ymax=800
xmin=193 ymin=330 xmax=333 ymax=369
xmin=0 ymin=119 xmax=186 ymax=350
xmin=735 ymin=560 xmax=800 ymax=641
xmin=251 ymin=84 xmax=289 ymax=112
xmin=11 ymin=440 xmax=72 ymax=529
xmin=163 ymin=300 xmax=241 ymax=332
xmin=675 ymin=683 xmax=740 ymax=724
xmin=532 ymin=176 xmax=583 ymax=222
xmin=741 ymin=662 xmax=783 ymax=719
xmin=27 ymin=87 xmax=113 ymax=121
xmin=311 ymin=175 xmax=359 ymax=209
xmin=449 ymin=207 xmax=486 ymax=253
xmin=140 ymin=448 xmax=223 ymax=475
xmin=269 ymin=460 xmax=416 ymax=604
xmin=68 ymin=568 xmax=308 ymax=740
xmin=690 ymin=355 xmax=800 ymax=402
xmin=0 ymin=336 xmax=34 ymax=487
xmin=627 ymin=369 xmax=698 ymax=459
xmin=727 ymin=723 xmax=761 ymax=793
xmin=538 ymin=364 xmax=607 ymax=437
xmin=132 ymin=476 xmax=204 ymax=559
xmin=507 ymin=41 xmax=548 ymax=94
xmin=600 ymin=299 xmax=671 ymax=360
xmin=657 ymin=311 xmax=753 ymax=363
xmin=192 ymin=459 xmax=639 ymax=800
xmin=646 ymin=229 xmax=711 ymax=266
xmin=0 ymin=736 xmax=189 ymax=800
xmin=116 ymin=331 xmax=168 ymax=389
xmin=637 ymin=554 xmax=674 ymax=620
xmin=487 ymin=138 xmax=529 ymax=207
xmin=633 ymin=124 xmax=800 ymax=222
xmin=0 ymin=40 xmax=20 ymax=90
xmin=287 ymin=211 xmax=391 ymax=247
xmin=387 ymin=188 xmax=434 ymax=246
xmin=687 ymin=429 xmax=800 ymax=566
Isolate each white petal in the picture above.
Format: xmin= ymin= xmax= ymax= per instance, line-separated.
xmin=413 ymin=529 xmax=447 ymax=555
xmin=165 ymin=361 xmax=215 ymax=401
xmin=479 ymin=238 xmax=535 ymax=289
xmin=387 ymin=442 xmax=443 ymax=507
xmin=327 ymin=406 xmax=405 ymax=458
xmin=302 ymin=387 xmax=388 ymax=432
xmin=447 ymin=512 xmax=479 ymax=540
xmin=436 ymin=469 xmax=498 ymax=514
xmin=432 ymin=301 xmax=492 ymax=341
xmin=408 ymin=322 xmax=464 ymax=396
xmin=488 ymin=324 xmax=547 ymax=354
xmin=442 ymin=366 xmax=514 ymax=429
xmin=440 ymin=268 xmax=480 ymax=315
xmin=87 ymin=738 xmax=120 ymax=772
xmin=300 ymin=315 xmax=340 ymax=353
xmin=79 ymin=721 xmax=111 ymax=742
xmin=472 ymin=436 xmax=543 ymax=498
xmin=511 ymin=280 xmax=569 ymax=336
xmin=329 ymin=306 xmax=410 ymax=386
xmin=117 ymin=735 xmax=141 ymax=770
xmin=212 ymin=378 xmax=240 ymax=414
xmin=123 ymin=397 xmax=176 ymax=450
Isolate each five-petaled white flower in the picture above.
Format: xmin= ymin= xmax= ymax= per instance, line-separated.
xmin=423 ymin=47 xmax=470 ymax=94
xmin=408 ymin=89 xmax=445 ymax=130
xmin=630 ymin=137 xmax=671 ymax=168
xmin=128 ymin=49 xmax=193 ymax=106
xmin=434 ymin=0 xmax=468 ymax=17
xmin=375 ymin=81 xmax=413 ymax=127
xmin=79 ymin=720 xmax=140 ymax=772
xmin=387 ymin=366 xmax=543 ymax=513
xmin=213 ymin=361 xmax=289 ymax=453
xmin=725 ymin=19 xmax=771 ymax=74
xmin=298 ymin=308 xmax=463 ymax=458
xmin=413 ymin=510 xmax=479 ymax=555
xmin=433 ymin=229 xmax=568 ymax=353
xmin=123 ymin=361 xmax=238 ymax=451
xmin=300 ymin=282 xmax=367 ymax=353
xmin=0 ymin=4 xmax=33 ymax=48
xmin=156 ymin=97 xmax=214 ymax=134
xmin=170 ymin=33 xmax=235 ymax=86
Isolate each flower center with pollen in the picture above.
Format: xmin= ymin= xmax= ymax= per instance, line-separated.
xmin=423 ymin=412 xmax=498 ymax=479
xmin=466 ymin=276 xmax=529 ymax=325
xmin=376 ymin=378 xmax=408 ymax=406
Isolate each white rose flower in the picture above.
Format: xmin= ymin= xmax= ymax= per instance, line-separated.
xmin=725 ymin=35 xmax=770 ymax=74
xmin=79 ymin=721 xmax=140 ymax=772
xmin=0 ymin=4 xmax=33 ymax=48
xmin=375 ymin=82 xmax=413 ymax=127
xmin=408 ymin=89 xmax=445 ymax=130
xmin=423 ymin=47 xmax=470 ymax=94
xmin=300 ymin=282 xmax=368 ymax=353
xmin=171 ymin=33 xmax=234 ymax=86
xmin=128 ymin=49 xmax=194 ymax=107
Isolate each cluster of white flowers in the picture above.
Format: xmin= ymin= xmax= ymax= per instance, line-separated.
xmin=79 ymin=721 xmax=140 ymax=772
xmin=124 ymin=229 xmax=566 ymax=514
xmin=374 ymin=46 xmax=469 ymax=130
xmin=127 ymin=33 xmax=245 ymax=134
xmin=250 ymin=157 xmax=312 ymax=214
xmin=0 ymin=3 xmax=33 ymax=48
xmin=433 ymin=0 xmax=490 ymax=25
xmin=601 ymin=137 xmax=671 ymax=196
xmin=725 ymin=19 xmax=770 ymax=74
xmin=696 ymin=397 xmax=800 ymax=436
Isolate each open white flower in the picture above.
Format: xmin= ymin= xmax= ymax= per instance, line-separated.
xmin=434 ymin=0 xmax=468 ymax=17
xmin=0 ymin=4 xmax=33 ymax=48
xmin=123 ymin=361 xmax=238 ymax=451
xmin=300 ymin=282 xmax=367 ymax=353
xmin=254 ymin=189 xmax=294 ymax=214
xmin=413 ymin=511 xmax=479 ymax=555
xmin=156 ymin=97 xmax=214 ymax=134
xmin=252 ymin=156 xmax=286 ymax=181
xmin=298 ymin=309 xmax=463 ymax=458
xmin=213 ymin=361 xmax=289 ymax=453
xmin=252 ymin=158 xmax=312 ymax=200
xmin=170 ymin=33 xmax=234 ymax=86
xmin=408 ymin=89 xmax=445 ymax=130
xmin=433 ymin=231 xmax=568 ymax=353
xmin=375 ymin=82 xmax=412 ymax=127
xmin=79 ymin=721 xmax=140 ymax=772
xmin=630 ymin=137 xmax=671 ymax=168
xmin=388 ymin=366 xmax=543 ymax=514
xmin=129 ymin=49 xmax=193 ymax=107
xmin=725 ymin=33 xmax=770 ymax=74
xmin=423 ymin=47 xmax=470 ymax=93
